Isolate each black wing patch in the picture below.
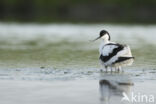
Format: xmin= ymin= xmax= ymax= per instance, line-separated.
xmin=113 ymin=57 xmax=134 ymax=64
xmin=99 ymin=43 xmax=124 ymax=63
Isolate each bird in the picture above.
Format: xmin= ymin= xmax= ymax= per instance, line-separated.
xmin=92 ymin=30 xmax=134 ymax=72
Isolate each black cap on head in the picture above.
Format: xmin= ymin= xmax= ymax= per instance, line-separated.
xmin=99 ymin=30 xmax=110 ymax=40
xmin=90 ymin=30 xmax=110 ymax=42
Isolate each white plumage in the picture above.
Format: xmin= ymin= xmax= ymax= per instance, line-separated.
xmin=99 ymin=42 xmax=118 ymax=56
xmin=93 ymin=30 xmax=134 ymax=71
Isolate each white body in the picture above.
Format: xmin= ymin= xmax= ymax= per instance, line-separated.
xmin=99 ymin=34 xmax=134 ymax=69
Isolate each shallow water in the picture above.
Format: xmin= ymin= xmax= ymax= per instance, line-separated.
xmin=0 ymin=23 xmax=156 ymax=104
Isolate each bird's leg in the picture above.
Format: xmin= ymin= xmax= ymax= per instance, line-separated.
xmin=117 ymin=66 xmax=122 ymax=72
xmin=115 ymin=67 xmax=119 ymax=72
xmin=111 ymin=67 xmax=113 ymax=73
xmin=117 ymin=68 xmax=119 ymax=72
xmin=105 ymin=66 xmax=108 ymax=72
xmin=117 ymin=67 xmax=120 ymax=72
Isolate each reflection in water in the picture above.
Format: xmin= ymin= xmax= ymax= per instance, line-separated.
xmin=99 ymin=73 xmax=134 ymax=104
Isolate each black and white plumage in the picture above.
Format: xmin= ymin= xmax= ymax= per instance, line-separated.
xmin=93 ymin=30 xmax=134 ymax=71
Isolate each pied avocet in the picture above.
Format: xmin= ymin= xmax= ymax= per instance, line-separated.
xmin=92 ymin=30 xmax=134 ymax=72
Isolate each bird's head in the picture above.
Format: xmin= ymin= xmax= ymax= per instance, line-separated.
xmin=92 ymin=30 xmax=110 ymax=42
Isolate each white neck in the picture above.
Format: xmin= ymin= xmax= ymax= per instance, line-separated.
xmin=101 ymin=34 xmax=110 ymax=44
xmin=102 ymin=39 xmax=110 ymax=44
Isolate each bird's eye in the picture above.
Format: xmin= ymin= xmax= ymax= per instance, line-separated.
xmin=100 ymin=32 xmax=105 ymax=37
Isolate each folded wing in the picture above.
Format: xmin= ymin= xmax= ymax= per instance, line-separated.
xmin=100 ymin=43 xmax=133 ymax=66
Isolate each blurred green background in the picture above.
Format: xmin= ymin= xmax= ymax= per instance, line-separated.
xmin=0 ymin=0 xmax=156 ymax=23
